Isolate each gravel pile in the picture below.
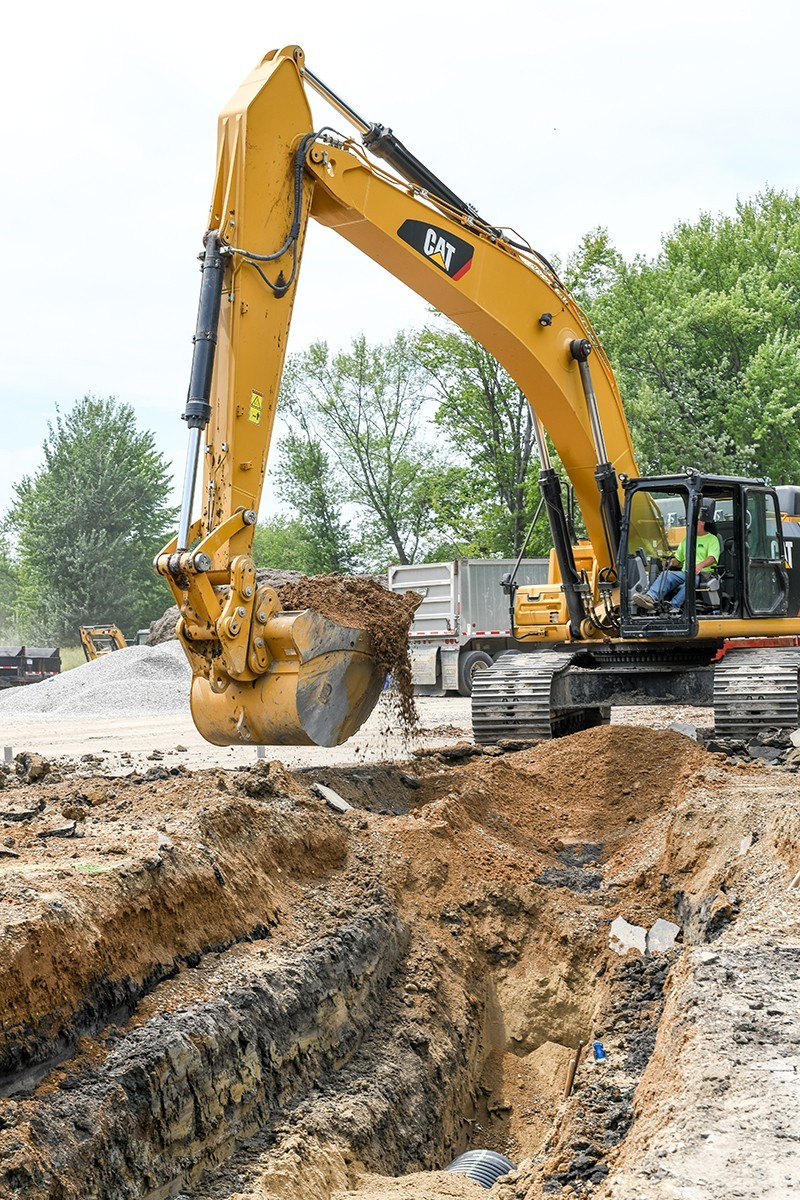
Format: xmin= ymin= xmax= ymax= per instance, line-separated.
xmin=0 ymin=642 xmax=192 ymax=722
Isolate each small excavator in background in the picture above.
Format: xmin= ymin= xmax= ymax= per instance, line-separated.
xmin=157 ymin=45 xmax=800 ymax=748
xmin=79 ymin=625 xmax=128 ymax=663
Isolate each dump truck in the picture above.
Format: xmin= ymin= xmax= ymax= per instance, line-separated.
xmin=388 ymin=559 xmax=549 ymax=695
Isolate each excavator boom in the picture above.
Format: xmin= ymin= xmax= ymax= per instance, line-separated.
xmin=157 ymin=44 xmax=633 ymax=747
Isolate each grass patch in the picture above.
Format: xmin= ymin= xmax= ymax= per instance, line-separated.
xmin=60 ymin=646 xmax=87 ymax=672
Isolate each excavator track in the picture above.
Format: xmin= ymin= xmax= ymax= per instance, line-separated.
xmin=473 ymin=645 xmax=800 ymax=746
xmin=471 ymin=650 xmax=608 ymax=744
xmin=713 ymin=647 xmax=800 ymax=736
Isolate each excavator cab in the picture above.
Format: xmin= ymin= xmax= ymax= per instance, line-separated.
xmin=618 ymin=474 xmax=790 ymax=639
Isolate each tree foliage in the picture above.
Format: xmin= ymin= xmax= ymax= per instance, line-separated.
xmin=271 ymin=397 xmax=355 ymax=574
xmin=0 ymin=533 xmax=19 ymax=640
xmin=8 ymin=396 xmax=176 ymax=643
xmin=416 ymin=322 xmax=549 ymax=557
xmin=277 ymin=334 xmax=442 ymax=569
xmin=252 ymin=515 xmax=340 ymax=575
xmin=576 ymin=190 xmax=800 ymax=482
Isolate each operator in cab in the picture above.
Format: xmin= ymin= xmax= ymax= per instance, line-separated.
xmin=633 ymin=507 xmax=720 ymax=614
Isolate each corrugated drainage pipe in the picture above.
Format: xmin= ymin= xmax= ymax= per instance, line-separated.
xmin=444 ymin=1149 xmax=516 ymax=1189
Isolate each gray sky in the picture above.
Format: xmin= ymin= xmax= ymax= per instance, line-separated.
xmin=3 ymin=0 xmax=799 ymax=520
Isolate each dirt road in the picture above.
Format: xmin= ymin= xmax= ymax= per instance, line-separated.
xmin=0 ymin=692 xmax=714 ymax=774
xmin=0 ymin=694 xmax=470 ymax=772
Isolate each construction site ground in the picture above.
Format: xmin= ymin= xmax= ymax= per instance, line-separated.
xmin=0 ymin=650 xmax=798 ymax=1199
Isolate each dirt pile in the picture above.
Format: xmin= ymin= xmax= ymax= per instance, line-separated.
xmin=1 ymin=724 xmax=793 ymax=1198
xmin=146 ymin=603 xmax=180 ymax=646
xmin=278 ymin=574 xmax=421 ymax=730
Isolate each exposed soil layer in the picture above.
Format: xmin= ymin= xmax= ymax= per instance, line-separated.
xmin=0 ymin=726 xmax=797 ymax=1199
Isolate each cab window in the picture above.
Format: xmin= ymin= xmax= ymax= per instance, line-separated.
xmin=745 ymin=488 xmax=787 ymax=616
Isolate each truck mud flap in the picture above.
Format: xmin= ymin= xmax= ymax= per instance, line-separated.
xmin=409 ymin=643 xmax=440 ymax=687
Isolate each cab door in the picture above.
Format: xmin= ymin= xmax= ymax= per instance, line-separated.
xmin=743 ymin=487 xmax=789 ymax=617
xmin=618 ymin=485 xmax=698 ymax=639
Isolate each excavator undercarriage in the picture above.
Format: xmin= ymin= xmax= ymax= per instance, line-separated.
xmin=472 ymin=641 xmax=800 ymax=743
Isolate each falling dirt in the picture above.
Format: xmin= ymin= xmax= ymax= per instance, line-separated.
xmin=0 ymin=723 xmax=798 ymax=1198
xmin=277 ymin=574 xmax=422 ymax=732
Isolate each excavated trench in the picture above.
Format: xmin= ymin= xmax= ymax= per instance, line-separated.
xmin=0 ymin=726 xmax=797 ymax=1199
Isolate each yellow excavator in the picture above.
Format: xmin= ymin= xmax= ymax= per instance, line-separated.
xmin=79 ymin=625 xmax=127 ymax=662
xmin=157 ymin=45 xmax=800 ymax=747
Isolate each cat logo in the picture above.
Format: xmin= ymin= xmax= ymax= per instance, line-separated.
xmin=397 ymin=220 xmax=474 ymax=281
xmin=424 ymin=228 xmax=456 ymax=271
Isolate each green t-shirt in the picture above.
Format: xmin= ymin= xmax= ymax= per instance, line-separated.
xmin=675 ymin=531 xmax=720 ymax=568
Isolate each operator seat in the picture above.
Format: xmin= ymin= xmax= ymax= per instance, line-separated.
xmin=709 ymin=520 xmax=737 ymax=614
xmin=627 ymin=549 xmax=650 ymax=608
xmin=695 ymin=570 xmax=722 ymax=613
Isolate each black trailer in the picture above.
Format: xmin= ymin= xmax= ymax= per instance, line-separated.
xmin=0 ymin=647 xmax=61 ymax=690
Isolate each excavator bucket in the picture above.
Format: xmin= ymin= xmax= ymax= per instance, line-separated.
xmin=189 ymin=608 xmax=386 ymax=748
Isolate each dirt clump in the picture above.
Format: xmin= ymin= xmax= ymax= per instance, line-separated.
xmin=278 ymin=574 xmax=422 ymax=731
xmin=146 ymin=603 xmax=180 ymax=646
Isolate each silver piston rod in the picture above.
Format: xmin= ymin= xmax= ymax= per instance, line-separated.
xmin=570 ymin=338 xmax=621 ymax=562
xmin=532 ymin=410 xmax=552 ymax=471
xmin=532 ymin=408 xmax=585 ymax=638
xmin=570 ymin=339 xmax=608 ymax=464
xmin=301 ymin=65 xmax=371 ymax=135
xmin=176 ymin=232 xmax=225 ymax=552
xmin=177 ymin=426 xmax=204 ymax=552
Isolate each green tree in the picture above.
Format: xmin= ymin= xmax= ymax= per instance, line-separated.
xmin=563 ymin=226 xmax=622 ymax=308
xmin=580 ymin=189 xmax=800 ymax=482
xmin=729 ymin=329 xmax=800 ymax=483
xmin=271 ymin=390 xmax=356 ymax=573
xmin=8 ymin=396 xmax=176 ymax=643
xmin=0 ymin=533 xmax=19 ymax=639
xmin=278 ymin=334 xmax=443 ymax=569
xmin=252 ymin=514 xmax=339 ymax=574
xmin=415 ymin=322 xmax=547 ymax=557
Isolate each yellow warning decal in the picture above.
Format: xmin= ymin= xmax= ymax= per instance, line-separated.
xmin=248 ymin=390 xmax=263 ymax=424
